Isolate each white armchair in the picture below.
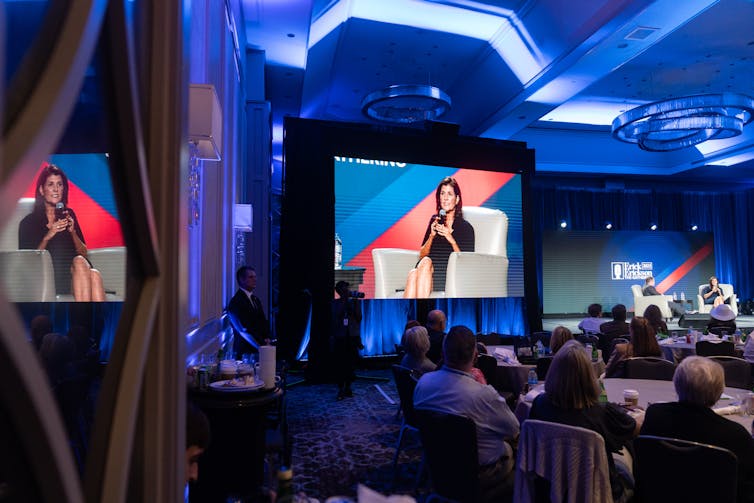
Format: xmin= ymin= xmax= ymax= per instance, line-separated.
xmin=631 ymin=284 xmax=672 ymax=319
xmin=372 ymin=206 xmax=509 ymax=298
xmin=697 ymin=283 xmax=738 ymax=316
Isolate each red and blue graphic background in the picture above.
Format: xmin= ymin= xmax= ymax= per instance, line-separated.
xmin=25 ymin=154 xmax=124 ymax=249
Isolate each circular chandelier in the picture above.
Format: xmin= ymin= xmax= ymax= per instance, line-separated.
xmin=361 ymin=84 xmax=451 ymax=124
xmin=611 ymin=93 xmax=754 ymax=151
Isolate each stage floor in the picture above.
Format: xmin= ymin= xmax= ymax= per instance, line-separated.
xmin=542 ymin=315 xmax=754 ymax=334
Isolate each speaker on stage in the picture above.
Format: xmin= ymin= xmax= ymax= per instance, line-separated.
xmin=678 ymin=313 xmax=710 ymax=328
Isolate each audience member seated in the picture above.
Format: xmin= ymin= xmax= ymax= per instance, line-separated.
xmin=400 ymin=326 xmax=437 ymax=376
xmin=530 ymin=340 xmax=639 ymax=502
xmin=578 ymin=303 xmax=603 ymax=334
xmin=642 ymin=276 xmax=684 ymax=317
xmin=549 ymin=325 xmax=574 ymax=355
xmin=640 ymin=356 xmax=754 ymax=502
xmin=30 ymin=314 xmax=53 ymax=352
xmin=604 ymin=317 xmax=661 ymax=378
xmin=744 ymin=335 xmax=754 ymax=364
xmin=186 ymin=400 xmax=211 ymax=484
xmin=414 ymin=325 xmax=519 ymax=501
xmin=707 ymin=304 xmax=737 ymax=334
xmin=643 ymin=304 xmax=668 ymax=336
xmin=599 ymin=304 xmax=630 ymax=354
xmin=39 ymin=333 xmax=77 ymax=387
xmin=425 ymin=309 xmax=447 ymax=364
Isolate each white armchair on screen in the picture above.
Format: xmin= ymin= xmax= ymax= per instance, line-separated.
xmin=631 ymin=284 xmax=672 ymax=319
xmin=372 ymin=206 xmax=509 ymax=298
xmin=697 ymin=283 xmax=738 ymax=316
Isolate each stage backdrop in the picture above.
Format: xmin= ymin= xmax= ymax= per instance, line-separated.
xmin=543 ymin=230 xmax=715 ymax=315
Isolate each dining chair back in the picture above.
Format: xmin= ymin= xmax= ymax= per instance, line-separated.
xmin=605 ymin=337 xmax=629 ymax=364
xmin=530 ymin=331 xmax=552 ymax=348
xmin=391 ymin=365 xmax=421 ymax=487
xmin=415 ymin=409 xmax=479 ymax=503
xmin=477 ymin=332 xmax=501 ymax=346
xmin=515 ymin=419 xmax=614 ymax=503
xmin=577 ymin=334 xmax=600 ymax=347
xmin=696 ymin=340 xmax=735 ymax=357
xmin=708 ymin=356 xmax=753 ymax=389
xmin=535 ymin=356 xmax=553 ymax=380
xmin=634 ymin=435 xmax=737 ymax=503
xmin=624 ymin=357 xmax=676 ymax=381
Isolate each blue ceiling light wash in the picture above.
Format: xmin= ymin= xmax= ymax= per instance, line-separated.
xmin=308 ymin=0 xmax=543 ymax=84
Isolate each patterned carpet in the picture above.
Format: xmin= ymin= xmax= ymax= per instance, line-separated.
xmin=285 ymin=368 xmax=425 ymax=500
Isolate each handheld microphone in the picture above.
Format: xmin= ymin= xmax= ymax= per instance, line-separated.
xmin=438 ymin=209 xmax=447 ymax=225
xmin=54 ymin=202 xmax=69 ymax=220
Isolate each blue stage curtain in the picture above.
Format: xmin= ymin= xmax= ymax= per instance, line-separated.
xmin=532 ymin=187 xmax=754 ymax=307
xmin=359 ymin=297 xmax=527 ymax=356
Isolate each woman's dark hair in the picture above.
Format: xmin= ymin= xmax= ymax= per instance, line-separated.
xmin=709 ymin=276 xmax=718 ymax=287
xmin=33 ymin=164 xmax=70 ymax=212
xmin=434 ymin=177 xmax=463 ymax=219
xmin=642 ymin=305 xmax=667 ymax=334
xmin=629 ymin=316 xmax=661 ymax=357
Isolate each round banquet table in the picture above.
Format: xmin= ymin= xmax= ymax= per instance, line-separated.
xmin=515 ymin=379 xmax=753 ymax=433
xmin=659 ymin=340 xmax=745 ymax=363
xmin=188 ymin=384 xmax=283 ymax=503
xmin=603 ymin=378 xmax=752 ymax=431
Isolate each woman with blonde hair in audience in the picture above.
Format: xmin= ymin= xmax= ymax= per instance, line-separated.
xmin=530 ymin=340 xmax=639 ymax=502
xmin=605 ymin=316 xmax=661 ymax=378
xmin=400 ymin=325 xmax=436 ymax=376
xmin=549 ymin=325 xmax=574 ymax=354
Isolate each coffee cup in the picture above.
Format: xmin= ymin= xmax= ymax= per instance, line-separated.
xmin=623 ymin=389 xmax=639 ymax=407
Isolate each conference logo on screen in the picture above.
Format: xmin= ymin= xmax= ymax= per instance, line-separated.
xmin=611 ymin=261 xmax=653 ymax=280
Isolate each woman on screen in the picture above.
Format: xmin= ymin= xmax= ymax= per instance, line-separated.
xmin=18 ymin=164 xmax=106 ymax=301
xmin=403 ymin=177 xmax=475 ymax=298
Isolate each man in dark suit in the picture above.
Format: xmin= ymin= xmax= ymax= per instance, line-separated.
xmin=331 ymin=281 xmax=363 ymax=399
xmin=642 ymin=276 xmax=684 ymax=317
xmin=598 ymin=304 xmax=630 ymax=362
xmin=227 ymin=266 xmax=269 ymax=356
xmin=425 ymin=309 xmax=447 ymax=364
xmin=641 ymin=356 xmax=754 ymax=502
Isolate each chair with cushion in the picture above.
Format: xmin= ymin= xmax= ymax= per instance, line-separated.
xmin=415 ymin=409 xmax=480 ymax=503
xmin=605 ymin=337 xmax=629 ymax=364
xmin=372 ymin=206 xmax=508 ymax=298
xmin=695 ymin=340 xmax=735 ymax=357
xmin=536 ymin=356 xmax=553 ymax=380
xmin=391 ymin=365 xmax=421 ymax=488
xmin=88 ymin=246 xmax=127 ymax=299
xmin=631 ymin=284 xmax=672 ymax=319
xmin=708 ymin=356 xmax=753 ymax=389
xmin=624 ymin=357 xmax=675 ymax=381
xmin=697 ymin=283 xmax=738 ymax=316
xmin=577 ymin=334 xmax=600 ymax=347
xmin=514 ymin=419 xmax=614 ymax=503
xmin=0 ymin=250 xmax=56 ymax=302
xmin=475 ymin=353 xmax=498 ymax=387
xmin=634 ymin=435 xmax=737 ymax=503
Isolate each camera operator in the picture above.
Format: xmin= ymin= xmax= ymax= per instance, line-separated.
xmin=331 ymin=280 xmax=363 ymax=400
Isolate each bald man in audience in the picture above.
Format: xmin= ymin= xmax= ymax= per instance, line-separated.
xmin=414 ymin=325 xmax=519 ymax=501
xmin=425 ymin=309 xmax=447 ymax=364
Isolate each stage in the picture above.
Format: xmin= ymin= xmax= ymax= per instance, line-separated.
xmin=542 ymin=314 xmax=754 ymax=335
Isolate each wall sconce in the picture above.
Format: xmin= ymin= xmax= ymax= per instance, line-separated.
xmin=188 ymin=84 xmax=223 ymax=161
xmin=233 ymin=204 xmax=253 ymax=232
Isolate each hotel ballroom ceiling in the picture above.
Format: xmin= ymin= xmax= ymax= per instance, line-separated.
xmin=243 ymin=0 xmax=754 ymax=183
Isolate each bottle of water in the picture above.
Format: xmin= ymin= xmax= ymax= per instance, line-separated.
xmin=673 ymin=291 xmax=677 ymax=301
xmin=598 ymin=378 xmax=608 ymax=404
xmin=681 ymin=291 xmax=686 ymax=301
xmin=334 ymin=233 xmax=343 ymax=270
xmin=527 ymin=368 xmax=538 ymax=392
xmin=585 ymin=343 xmax=593 ymax=360
xmin=535 ymin=340 xmax=545 ymax=358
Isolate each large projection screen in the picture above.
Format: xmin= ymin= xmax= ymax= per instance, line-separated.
xmin=543 ymin=230 xmax=715 ymax=315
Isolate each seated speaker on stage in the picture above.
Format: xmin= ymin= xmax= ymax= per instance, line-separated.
xmin=642 ymin=276 xmax=684 ymax=318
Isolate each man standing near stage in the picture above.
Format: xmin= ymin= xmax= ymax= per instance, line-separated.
xmin=227 ymin=266 xmax=270 ymax=356
xmin=332 ymin=281 xmax=363 ymax=400
xmin=425 ymin=309 xmax=447 ymax=365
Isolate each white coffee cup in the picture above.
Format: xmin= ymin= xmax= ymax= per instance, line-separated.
xmin=623 ymin=389 xmax=639 ymax=407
